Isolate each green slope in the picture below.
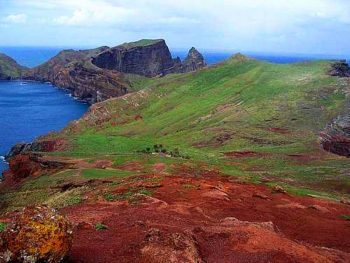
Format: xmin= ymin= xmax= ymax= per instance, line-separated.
xmin=0 ymin=53 xmax=25 ymax=79
xmin=50 ymin=55 xmax=350 ymax=198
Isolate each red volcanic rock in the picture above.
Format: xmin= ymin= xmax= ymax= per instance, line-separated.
xmin=320 ymin=132 xmax=350 ymax=157
xmin=0 ymin=205 xmax=72 ymax=263
xmin=8 ymin=154 xmax=42 ymax=180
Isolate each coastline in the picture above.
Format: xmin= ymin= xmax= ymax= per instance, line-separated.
xmin=0 ymin=80 xmax=89 ymax=176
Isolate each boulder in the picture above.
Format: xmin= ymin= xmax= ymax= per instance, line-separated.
xmin=329 ymin=60 xmax=350 ymax=77
xmin=0 ymin=205 xmax=72 ymax=263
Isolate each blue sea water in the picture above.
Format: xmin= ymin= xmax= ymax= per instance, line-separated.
xmin=172 ymin=50 xmax=350 ymax=65
xmin=0 ymin=81 xmax=88 ymax=174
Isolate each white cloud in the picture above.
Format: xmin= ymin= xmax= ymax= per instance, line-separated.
xmin=1 ymin=0 xmax=350 ymax=54
xmin=3 ymin=13 xmax=27 ymax=24
xmin=53 ymin=4 xmax=135 ymax=26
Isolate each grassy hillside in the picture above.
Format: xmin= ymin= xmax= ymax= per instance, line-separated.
xmin=0 ymin=53 xmax=25 ymax=79
xmin=3 ymin=55 xmax=350 ymax=213
xmin=47 ymin=54 xmax=350 ymax=198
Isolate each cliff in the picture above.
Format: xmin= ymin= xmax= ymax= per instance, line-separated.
xmin=319 ymin=61 xmax=350 ymax=157
xmin=24 ymin=47 xmax=129 ymax=103
xmin=180 ymin=47 xmax=207 ymax=73
xmin=23 ymin=39 xmax=206 ymax=102
xmin=0 ymin=53 xmax=26 ymax=80
xmin=92 ymin=39 xmax=206 ymax=77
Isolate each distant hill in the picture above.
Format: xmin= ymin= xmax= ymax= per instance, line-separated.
xmin=22 ymin=39 xmax=206 ymax=103
xmin=0 ymin=53 xmax=26 ymax=80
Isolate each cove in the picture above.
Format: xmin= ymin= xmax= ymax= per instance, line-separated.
xmin=0 ymin=81 xmax=88 ymax=174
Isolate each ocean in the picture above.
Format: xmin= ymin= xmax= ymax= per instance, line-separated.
xmin=0 ymin=46 xmax=348 ymax=175
xmin=1 ymin=47 xmax=348 ymax=68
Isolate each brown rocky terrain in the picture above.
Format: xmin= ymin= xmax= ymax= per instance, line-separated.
xmin=2 ymin=157 xmax=350 ymax=262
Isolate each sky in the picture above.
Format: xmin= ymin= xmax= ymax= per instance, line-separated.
xmin=0 ymin=0 xmax=350 ymax=55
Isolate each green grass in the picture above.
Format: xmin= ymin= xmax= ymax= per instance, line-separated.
xmin=0 ymin=222 xmax=7 ymax=232
xmin=95 ymin=222 xmax=108 ymax=230
xmin=65 ymin=195 xmax=82 ymax=206
xmin=341 ymin=215 xmax=350 ymax=221
xmin=119 ymin=39 xmax=163 ymax=49
xmin=103 ymin=188 xmax=153 ymax=203
xmin=81 ymin=168 xmax=135 ymax=179
xmin=36 ymin=56 xmax=350 ymax=198
xmin=0 ymin=53 xmax=24 ymax=79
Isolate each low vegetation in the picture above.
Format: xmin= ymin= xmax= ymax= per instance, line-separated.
xmin=0 ymin=222 xmax=7 ymax=232
xmin=341 ymin=215 xmax=350 ymax=221
xmin=56 ymin=56 xmax=350 ymax=198
xmin=95 ymin=222 xmax=107 ymax=231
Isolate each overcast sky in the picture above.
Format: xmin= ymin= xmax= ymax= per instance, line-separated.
xmin=1 ymin=0 xmax=350 ymax=55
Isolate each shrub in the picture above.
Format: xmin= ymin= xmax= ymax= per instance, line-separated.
xmin=139 ymin=188 xmax=153 ymax=196
xmin=0 ymin=222 xmax=7 ymax=232
xmin=65 ymin=195 xmax=82 ymax=206
xmin=103 ymin=193 xmax=116 ymax=202
xmin=341 ymin=215 xmax=350 ymax=221
xmin=95 ymin=222 xmax=107 ymax=230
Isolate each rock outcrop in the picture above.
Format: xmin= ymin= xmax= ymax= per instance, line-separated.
xmin=0 ymin=53 xmax=25 ymax=80
xmin=92 ymin=39 xmax=206 ymax=77
xmin=329 ymin=60 xmax=350 ymax=77
xmin=92 ymin=39 xmax=176 ymax=77
xmin=0 ymin=205 xmax=72 ymax=263
xmin=320 ymin=114 xmax=350 ymax=157
xmin=23 ymin=39 xmax=206 ymax=103
xmin=6 ymin=139 xmax=66 ymax=160
xmin=320 ymin=61 xmax=350 ymax=157
xmin=179 ymin=47 xmax=207 ymax=73
xmin=24 ymin=47 xmax=129 ymax=104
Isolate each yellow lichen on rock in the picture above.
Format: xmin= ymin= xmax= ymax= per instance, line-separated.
xmin=0 ymin=205 xmax=72 ymax=263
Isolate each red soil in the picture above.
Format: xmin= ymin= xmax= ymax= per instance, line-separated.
xmin=224 ymin=151 xmax=268 ymax=158
xmin=62 ymin=172 xmax=350 ymax=263
xmin=267 ymin=127 xmax=290 ymax=134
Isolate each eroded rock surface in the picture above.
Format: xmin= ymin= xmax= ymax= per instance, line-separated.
xmin=92 ymin=39 xmax=206 ymax=77
xmin=329 ymin=60 xmax=350 ymax=77
xmin=22 ymin=39 xmax=206 ymax=103
xmin=24 ymin=47 xmax=128 ymax=103
xmin=320 ymin=112 xmax=350 ymax=157
xmin=0 ymin=205 xmax=72 ymax=263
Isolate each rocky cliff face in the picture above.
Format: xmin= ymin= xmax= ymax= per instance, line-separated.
xmin=24 ymin=47 xmax=129 ymax=103
xmin=328 ymin=60 xmax=350 ymax=77
xmin=320 ymin=114 xmax=350 ymax=157
xmin=320 ymin=61 xmax=350 ymax=157
xmin=92 ymin=39 xmax=206 ymax=77
xmin=0 ymin=53 xmax=25 ymax=80
xmin=180 ymin=47 xmax=207 ymax=73
xmin=19 ymin=39 xmax=206 ymax=103
xmin=92 ymin=39 xmax=177 ymax=77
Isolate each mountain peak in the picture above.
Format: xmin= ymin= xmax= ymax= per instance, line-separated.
xmin=229 ymin=53 xmax=250 ymax=62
